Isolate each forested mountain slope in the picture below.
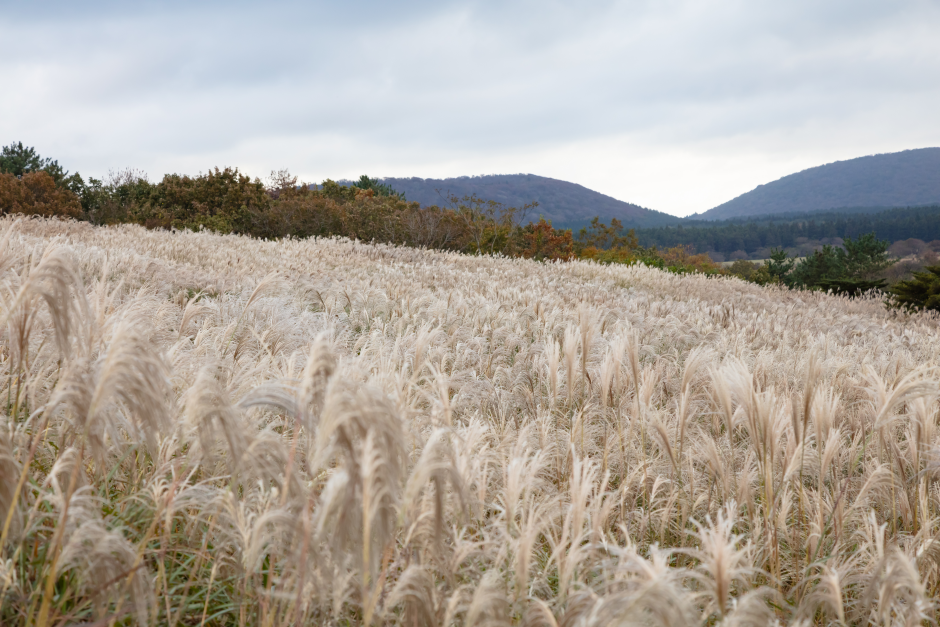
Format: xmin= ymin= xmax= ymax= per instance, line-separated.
xmin=695 ymin=147 xmax=940 ymax=220
xmin=380 ymin=173 xmax=681 ymax=228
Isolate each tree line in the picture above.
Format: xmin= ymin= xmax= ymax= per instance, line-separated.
xmin=635 ymin=206 xmax=940 ymax=257
xmin=1 ymin=142 xmax=937 ymax=311
xmin=0 ymin=143 xmax=720 ymax=272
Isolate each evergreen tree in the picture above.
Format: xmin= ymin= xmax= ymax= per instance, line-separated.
xmin=789 ymin=245 xmax=843 ymax=288
xmin=839 ymin=232 xmax=892 ymax=280
xmin=892 ymin=264 xmax=940 ymax=311
xmin=766 ymin=247 xmax=794 ymax=284
xmin=1 ymin=142 xmax=66 ymax=181
xmin=0 ymin=141 xmax=84 ymax=193
xmin=354 ymin=175 xmax=406 ymax=200
xmin=0 ymin=142 xmax=46 ymax=176
xmin=785 ymin=233 xmax=892 ymax=295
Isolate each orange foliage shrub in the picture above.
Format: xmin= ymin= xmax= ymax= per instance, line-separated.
xmin=0 ymin=171 xmax=81 ymax=218
xmin=518 ymin=218 xmax=575 ymax=260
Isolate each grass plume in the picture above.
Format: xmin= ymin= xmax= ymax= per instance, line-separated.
xmin=0 ymin=215 xmax=939 ymax=624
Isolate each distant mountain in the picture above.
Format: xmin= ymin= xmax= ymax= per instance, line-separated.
xmin=379 ymin=174 xmax=681 ymax=228
xmin=694 ymin=148 xmax=940 ymax=221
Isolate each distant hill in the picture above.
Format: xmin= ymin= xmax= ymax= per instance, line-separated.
xmin=694 ymin=148 xmax=940 ymax=220
xmin=378 ymin=174 xmax=681 ymax=228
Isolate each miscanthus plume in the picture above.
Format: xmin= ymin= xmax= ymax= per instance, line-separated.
xmin=1 ymin=216 xmax=939 ymax=626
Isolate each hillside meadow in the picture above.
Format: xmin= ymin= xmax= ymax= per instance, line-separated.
xmin=2 ymin=216 xmax=940 ymax=625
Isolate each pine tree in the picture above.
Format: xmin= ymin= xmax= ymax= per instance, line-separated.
xmin=839 ymin=232 xmax=892 ymax=280
xmin=354 ymin=175 xmax=406 ymax=200
xmin=892 ymin=265 xmax=940 ymax=311
xmin=766 ymin=247 xmax=794 ymax=284
xmin=0 ymin=142 xmax=66 ymax=181
xmin=0 ymin=142 xmax=84 ymax=193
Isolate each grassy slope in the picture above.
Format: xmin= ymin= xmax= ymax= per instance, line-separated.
xmin=1 ymin=217 xmax=940 ymax=625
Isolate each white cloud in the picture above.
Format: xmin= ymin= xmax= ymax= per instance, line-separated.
xmin=2 ymin=0 xmax=939 ymax=215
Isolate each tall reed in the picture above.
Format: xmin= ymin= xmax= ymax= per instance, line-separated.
xmin=0 ymin=216 xmax=938 ymax=625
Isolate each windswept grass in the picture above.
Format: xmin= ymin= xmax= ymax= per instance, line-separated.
xmin=1 ymin=216 xmax=939 ymax=626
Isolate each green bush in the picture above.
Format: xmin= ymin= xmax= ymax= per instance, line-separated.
xmin=147 ymin=167 xmax=269 ymax=232
xmin=81 ymin=170 xmax=155 ymax=225
xmin=892 ymin=265 xmax=940 ymax=311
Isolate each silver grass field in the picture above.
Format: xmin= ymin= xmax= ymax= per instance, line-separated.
xmin=1 ymin=216 xmax=939 ymax=626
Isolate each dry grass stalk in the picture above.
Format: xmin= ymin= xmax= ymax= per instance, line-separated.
xmin=0 ymin=216 xmax=938 ymax=624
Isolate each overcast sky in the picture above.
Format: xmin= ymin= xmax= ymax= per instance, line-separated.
xmin=3 ymin=0 xmax=940 ymax=217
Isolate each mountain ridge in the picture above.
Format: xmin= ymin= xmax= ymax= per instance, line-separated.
xmin=378 ymin=173 xmax=681 ymax=228
xmin=693 ymin=148 xmax=940 ymax=220
xmin=362 ymin=148 xmax=940 ymax=229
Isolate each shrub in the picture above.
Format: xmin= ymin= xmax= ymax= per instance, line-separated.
xmin=659 ymin=244 xmax=721 ymax=274
xmin=728 ymin=259 xmax=758 ymax=281
xmin=727 ymin=260 xmax=776 ymax=285
xmin=576 ymin=217 xmax=638 ymax=253
xmin=0 ymin=173 xmax=31 ymax=212
xmin=140 ymin=167 xmax=270 ymax=233
xmin=82 ymin=169 xmax=154 ymax=225
xmin=517 ymin=217 xmax=574 ymax=260
xmin=892 ymin=264 xmax=940 ymax=311
xmin=0 ymin=171 xmax=81 ymax=218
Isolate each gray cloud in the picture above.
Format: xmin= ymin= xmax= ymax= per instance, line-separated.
xmin=2 ymin=0 xmax=939 ymax=215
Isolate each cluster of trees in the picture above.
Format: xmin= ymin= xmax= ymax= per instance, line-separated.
xmin=0 ymin=144 xmax=577 ymax=259
xmin=2 ymin=142 xmax=938 ymax=311
xmin=635 ymin=206 xmax=940 ymax=260
xmin=0 ymin=142 xmax=83 ymax=218
xmin=723 ymin=233 xmax=940 ymax=312
xmin=0 ymin=143 xmax=719 ymax=272
xmin=575 ymin=217 xmax=719 ymax=274
xmin=726 ymin=233 xmax=893 ymax=294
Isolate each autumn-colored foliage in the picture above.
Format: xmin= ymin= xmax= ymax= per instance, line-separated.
xmin=0 ymin=142 xmax=752 ymax=279
xmin=659 ymin=244 xmax=721 ymax=273
xmin=517 ymin=217 xmax=575 ymax=260
xmin=0 ymin=171 xmax=82 ymax=218
xmin=77 ymin=167 xmax=728 ymax=275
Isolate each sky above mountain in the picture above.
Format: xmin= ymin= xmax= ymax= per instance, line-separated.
xmin=3 ymin=0 xmax=940 ymax=217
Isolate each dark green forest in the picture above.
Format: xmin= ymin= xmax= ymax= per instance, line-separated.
xmin=634 ymin=205 xmax=940 ymax=259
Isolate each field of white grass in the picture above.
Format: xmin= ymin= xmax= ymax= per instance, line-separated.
xmin=2 ymin=216 xmax=940 ymax=626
